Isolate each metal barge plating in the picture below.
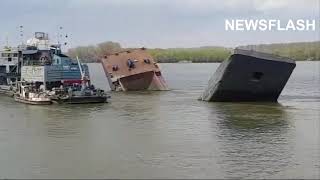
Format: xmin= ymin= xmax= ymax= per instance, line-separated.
xmin=199 ymin=49 xmax=296 ymax=102
xmin=100 ymin=48 xmax=169 ymax=91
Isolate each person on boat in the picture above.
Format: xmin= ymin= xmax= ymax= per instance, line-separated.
xmin=68 ymin=87 xmax=73 ymax=97
xmin=127 ymin=59 xmax=135 ymax=69
xmin=40 ymin=84 xmax=45 ymax=92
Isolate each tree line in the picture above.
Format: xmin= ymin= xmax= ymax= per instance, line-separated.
xmin=67 ymin=41 xmax=320 ymax=63
xmin=239 ymin=41 xmax=320 ymax=61
xmin=67 ymin=41 xmax=122 ymax=63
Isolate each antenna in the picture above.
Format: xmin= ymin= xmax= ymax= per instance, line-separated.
xmin=57 ymin=26 xmax=63 ymax=45
xmin=19 ymin=25 xmax=24 ymax=45
xmin=64 ymin=33 xmax=68 ymax=47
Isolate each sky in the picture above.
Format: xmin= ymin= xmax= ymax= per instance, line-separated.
xmin=0 ymin=0 xmax=319 ymax=49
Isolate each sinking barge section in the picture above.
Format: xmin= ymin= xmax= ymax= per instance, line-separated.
xmin=101 ymin=48 xmax=169 ymax=91
xmin=200 ymin=49 xmax=296 ymax=102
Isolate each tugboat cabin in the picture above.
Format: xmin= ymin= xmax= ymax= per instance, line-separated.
xmin=0 ymin=47 xmax=19 ymax=86
xmin=20 ymin=32 xmax=89 ymax=91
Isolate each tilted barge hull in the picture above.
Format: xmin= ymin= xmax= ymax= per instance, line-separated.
xmin=200 ymin=49 xmax=296 ymax=102
xmin=100 ymin=48 xmax=169 ymax=91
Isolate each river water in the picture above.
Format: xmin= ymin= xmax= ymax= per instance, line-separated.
xmin=0 ymin=62 xmax=319 ymax=179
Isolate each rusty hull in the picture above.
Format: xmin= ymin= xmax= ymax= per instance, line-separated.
xmin=101 ymin=48 xmax=169 ymax=91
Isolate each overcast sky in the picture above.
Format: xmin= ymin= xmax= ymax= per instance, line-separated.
xmin=0 ymin=0 xmax=319 ymax=49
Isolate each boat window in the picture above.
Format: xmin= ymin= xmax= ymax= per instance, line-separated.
xmin=252 ymin=72 xmax=264 ymax=81
xmin=1 ymin=53 xmax=8 ymax=57
xmin=0 ymin=66 xmax=6 ymax=73
xmin=9 ymin=66 xmax=16 ymax=72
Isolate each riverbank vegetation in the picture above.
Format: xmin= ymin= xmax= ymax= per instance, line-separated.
xmin=239 ymin=41 xmax=320 ymax=61
xmin=67 ymin=41 xmax=122 ymax=63
xmin=67 ymin=41 xmax=320 ymax=63
xmin=148 ymin=47 xmax=231 ymax=63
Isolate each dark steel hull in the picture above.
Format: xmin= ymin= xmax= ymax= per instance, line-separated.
xmin=200 ymin=49 xmax=296 ymax=102
xmin=51 ymin=96 xmax=107 ymax=104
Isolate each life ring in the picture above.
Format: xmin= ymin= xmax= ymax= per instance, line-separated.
xmin=41 ymin=56 xmax=52 ymax=65
xmin=40 ymin=56 xmax=49 ymax=64
xmin=40 ymin=56 xmax=48 ymax=61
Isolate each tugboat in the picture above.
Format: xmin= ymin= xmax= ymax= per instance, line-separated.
xmin=16 ymin=32 xmax=109 ymax=104
xmin=14 ymin=81 xmax=51 ymax=105
xmin=49 ymin=57 xmax=108 ymax=104
xmin=49 ymin=84 xmax=107 ymax=104
xmin=100 ymin=48 xmax=169 ymax=91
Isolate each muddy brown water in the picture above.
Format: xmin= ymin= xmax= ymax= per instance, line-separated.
xmin=0 ymin=62 xmax=319 ymax=178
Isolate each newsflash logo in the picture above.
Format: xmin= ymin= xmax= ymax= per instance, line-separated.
xmin=225 ymin=19 xmax=317 ymax=31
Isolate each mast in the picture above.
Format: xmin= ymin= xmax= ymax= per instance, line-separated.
xmin=77 ymin=56 xmax=89 ymax=91
xmin=17 ymin=26 xmax=24 ymax=80
xmin=57 ymin=26 xmax=63 ymax=45
xmin=76 ymin=56 xmax=84 ymax=79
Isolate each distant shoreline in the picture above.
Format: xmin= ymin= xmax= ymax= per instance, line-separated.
xmin=68 ymin=41 xmax=320 ymax=63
